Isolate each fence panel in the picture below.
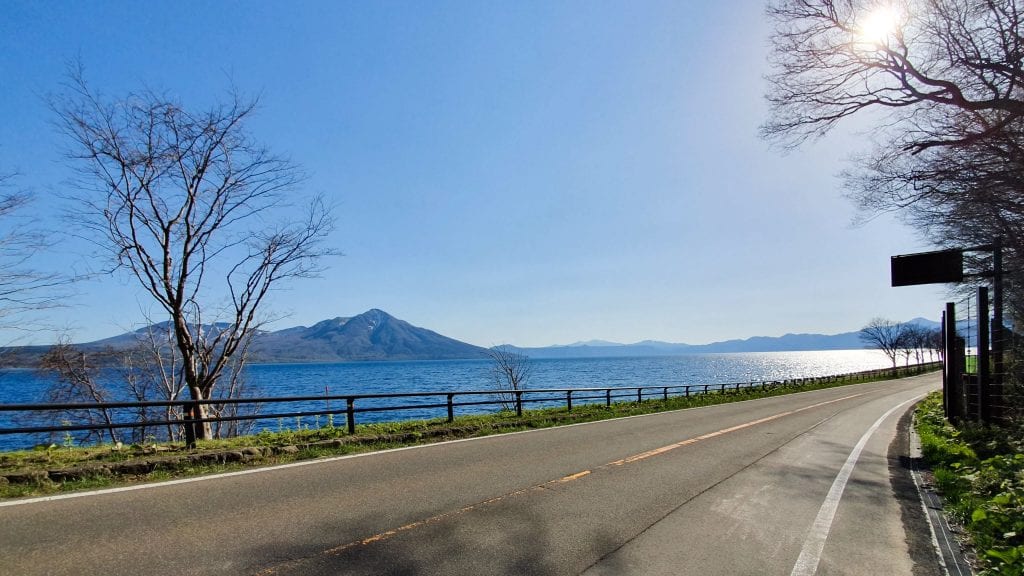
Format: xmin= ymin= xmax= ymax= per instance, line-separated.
xmin=0 ymin=363 xmax=940 ymax=450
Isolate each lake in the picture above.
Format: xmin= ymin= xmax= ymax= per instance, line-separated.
xmin=0 ymin=350 xmax=894 ymax=450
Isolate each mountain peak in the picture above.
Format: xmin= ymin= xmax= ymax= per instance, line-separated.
xmin=354 ymin=308 xmax=391 ymax=322
xmin=565 ymin=339 xmax=625 ymax=347
xmin=904 ymin=317 xmax=941 ymax=329
xmin=250 ymin=309 xmax=486 ymax=362
xmin=305 ymin=317 xmax=351 ymax=338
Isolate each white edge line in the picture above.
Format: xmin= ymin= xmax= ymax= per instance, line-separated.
xmin=2 ymin=405 xmax=707 ymax=507
xmin=789 ymin=393 xmax=924 ymax=576
xmin=1 ymin=376 xmax=930 ymax=508
xmin=909 ymin=424 xmax=952 ymax=576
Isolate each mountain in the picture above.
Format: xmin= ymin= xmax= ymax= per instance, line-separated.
xmin=1 ymin=313 xmax=943 ymax=366
xmin=509 ymin=318 xmax=940 ymax=359
xmin=86 ymin=321 xmax=235 ymax=349
xmin=0 ymin=310 xmax=488 ymax=366
xmin=563 ymin=339 xmax=626 ymax=348
xmin=250 ymin=309 xmax=488 ymax=362
xmin=905 ymin=317 xmax=942 ymax=330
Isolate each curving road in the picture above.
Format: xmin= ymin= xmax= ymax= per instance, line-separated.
xmin=0 ymin=372 xmax=942 ymax=575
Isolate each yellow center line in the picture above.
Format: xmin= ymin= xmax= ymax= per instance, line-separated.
xmin=558 ymin=470 xmax=592 ymax=483
xmin=254 ymin=392 xmax=864 ymax=574
xmin=607 ymin=393 xmax=862 ymax=467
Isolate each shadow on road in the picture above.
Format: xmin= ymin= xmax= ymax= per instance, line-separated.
xmin=247 ymin=484 xmax=624 ymax=576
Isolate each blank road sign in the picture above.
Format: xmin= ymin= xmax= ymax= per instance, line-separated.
xmin=892 ymin=248 xmax=962 ymax=284
xmin=891 ymin=249 xmax=964 ymax=287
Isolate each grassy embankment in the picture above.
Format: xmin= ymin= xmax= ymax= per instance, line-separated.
xmin=915 ymin=393 xmax=1024 ymax=575
xmin=0 ymin=364 xmax=937 ymax=499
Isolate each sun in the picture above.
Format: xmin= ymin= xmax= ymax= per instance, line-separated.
xmin=857 ymin=4 xmax=903 ymax=46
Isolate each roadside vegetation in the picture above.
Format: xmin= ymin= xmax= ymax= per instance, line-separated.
xmin=0 ymin=364 xmax=936 ymax=499
xmin=916 ymin=393 xmax=1024 ymax=575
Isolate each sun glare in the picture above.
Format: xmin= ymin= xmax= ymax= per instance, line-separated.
xmin=857 ymin=5 xmax=902 ymax=46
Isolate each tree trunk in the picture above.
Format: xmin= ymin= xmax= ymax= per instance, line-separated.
xmin=183 ymin=383 xmax=214 ymax=446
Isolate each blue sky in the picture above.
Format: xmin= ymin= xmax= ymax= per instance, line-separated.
xmin=0 ymin=1 xmax=947 ymax=348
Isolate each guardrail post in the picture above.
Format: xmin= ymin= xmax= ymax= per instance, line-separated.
xmin=684 ymin=386 xmax=690 ymax=397
xmin=663 ymin=387 xmax=668 ymax=401
xmin=447 ymin=393 xmax=455 ymax=423
xmin=515 ymin=391 xmax=523 ymax=417
xmin=637 ymin=388 xmax=643 ymax=403
xmin=181 ymin=400 xmax=196 ymax=449
xmin=324 ymin=386 xmax=331 ymax=426
xmin=606 ymin=389 xmax=611 ymax=407
xmin=346 ymin=397 xmax=355 ymax=434
xmin=566 ymin=390 xmax=573 ymax=412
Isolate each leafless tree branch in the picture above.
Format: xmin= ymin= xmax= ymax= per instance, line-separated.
xmin=0 ymin=172 xmax=67 ymax=340
xmin=53 ymin=72 xmax=338 ymax=443
xmin=486 ymin=345 xmax=532 ymax=411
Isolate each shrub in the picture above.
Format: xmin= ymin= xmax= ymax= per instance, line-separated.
xmin=916 ymin=393 xmax=1024 ymax=575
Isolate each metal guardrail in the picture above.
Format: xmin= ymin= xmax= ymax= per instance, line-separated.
xmin=0 ymin=363 xmax=940 ymax=444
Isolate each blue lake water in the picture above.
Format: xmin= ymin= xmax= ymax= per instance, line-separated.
xmin=0 ymin=350 xmax=894 ymax=450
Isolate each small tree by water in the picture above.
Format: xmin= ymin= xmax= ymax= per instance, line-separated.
xmin=860 ymin=318 xmax=906 ymax=372
xmin=487 ymin=346 xmax=532 ymax=412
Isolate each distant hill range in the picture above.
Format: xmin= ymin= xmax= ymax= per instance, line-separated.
xmin=0 ymin=311 xmax=940 ymax=366
xmin=506 ymin=318 xmax=942 ymax=359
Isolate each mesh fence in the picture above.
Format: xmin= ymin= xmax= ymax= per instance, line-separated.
xmin=947 ymin=287 xmax=1018 ymax=423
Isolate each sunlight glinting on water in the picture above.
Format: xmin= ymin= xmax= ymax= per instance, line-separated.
xmin=0 ymin=350 xmax=908 ymax=450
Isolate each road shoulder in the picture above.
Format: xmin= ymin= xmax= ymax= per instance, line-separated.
xmin=889 ymin=403 xmax=974 ymax=575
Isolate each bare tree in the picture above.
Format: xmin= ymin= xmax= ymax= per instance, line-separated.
xmin=764 ymin=0 xmax=1024 ymax=351
xmin=0 ymin=173 xmax=63 ymax=341
xmin=763 ymin=0 xmax=1024 ymax=250
xmin=54 ymin=74 xmax=337 ymax=445
xmin=124 ymin=320 xmax=188 ymax=442
xmin=848 ymin=112 xmax=1024 ymax=309
xmin=38 ymin=340 xmax=122 ymax=445
xmin=927 ymin=327 xmax=945 ymax=362
xmin=486 ymin=345 xmax=532 ymax=412
xmin=899 ymin=323 xmax=930 ymax=366
xmin=117 ymin=316 xmax=260 ymax=441
xmin=860 ymin=318 xmax=906 ymax=371
xmin=38 ymin=314 xmax=262 ymax=445
xmin=764 ymin=0 xmax=1024 ymax=155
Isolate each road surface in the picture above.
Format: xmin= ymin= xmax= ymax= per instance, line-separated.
xmin=0 ymin=372 xmax=943 ymax=575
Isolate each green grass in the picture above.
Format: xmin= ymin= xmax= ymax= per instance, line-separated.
xmin=963 ymin=355 xmax=995 ymax=375
xmin=0 ymin=364 xmax=938 ymax=499
xmin=966 ymin=355 xmax=978 ymax=374
xmin=915 ymin=393 xmax=1024 ymax=575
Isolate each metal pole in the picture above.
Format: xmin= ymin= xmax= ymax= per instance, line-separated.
xmin=941 ymin=309 xmax=949 ymax=419
xmin=992 ymin=237 xmax=1004 ymax=405
xmin=183 ymin=400 xmax=197 ymax=449
xmin=979 ymin=287 xmax=990 ymax=423
xmin=945 ymin=302 xmax=959 ymax=423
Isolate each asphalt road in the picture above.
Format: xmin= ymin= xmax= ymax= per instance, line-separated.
xmin=0 ymin=372 xmax=942 ymax=575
